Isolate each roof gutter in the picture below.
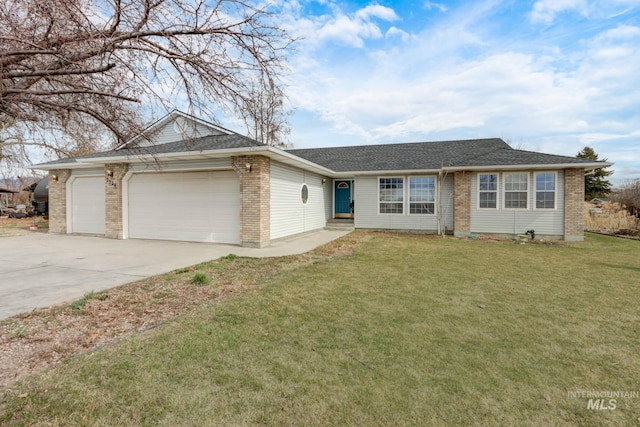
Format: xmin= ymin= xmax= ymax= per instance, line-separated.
xmin=442 ymin=161 xmax=613 ymax=172
xmin=335 ymin=168 xmax=443 ymax=176
xmin=263 ymin=147 xmax=337 ymax=177
xmin=73 ymin=145 xmax=272 ymax=163
xmin=31 ymin=162 xmax=106 ymax=171
xmin=31 ymin=145 xmax=338 ymax=177
xmin=30 ymin=145 xmax=273 ymax=170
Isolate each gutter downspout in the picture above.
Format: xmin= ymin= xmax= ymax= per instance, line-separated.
xmin=437 ymin=171 xmax=442 ymax=236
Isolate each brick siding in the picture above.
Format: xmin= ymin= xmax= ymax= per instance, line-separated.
xmin=47 ymin=169 xmax=71 ymax=233
xmin=104 ymin=164 xmax=128 ymax=239
xmin=453 ymin=170 xmax=471 ymax=237
xmin=232 ymin=155 xmax=271 ymax=247
xmin=564 ymin=168 xmax=585 ymax=241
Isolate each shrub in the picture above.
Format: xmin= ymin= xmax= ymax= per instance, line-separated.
xmin=190 ymin=272 xmax=211 ymax=285
xmin=70 ymin=298 xmax=88 ymax=310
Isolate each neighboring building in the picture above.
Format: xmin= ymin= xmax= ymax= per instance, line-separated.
xmin=33 ymin=111 xmax=611 ymax=246
xmin=0 ymin=188 xmax=18 ymax=215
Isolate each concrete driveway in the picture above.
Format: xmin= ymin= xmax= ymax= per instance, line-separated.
xmin=0 ymin=230 xmax=350 ymax=319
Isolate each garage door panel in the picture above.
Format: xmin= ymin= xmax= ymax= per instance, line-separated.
xmin=128 ymin=171 xmax=240 ymax=244
xmin=71 ymin=176 xmax=105 ymax=234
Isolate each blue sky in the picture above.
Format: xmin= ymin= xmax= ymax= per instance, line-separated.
xmin=262 ymin=0 xmax=640 ymax=184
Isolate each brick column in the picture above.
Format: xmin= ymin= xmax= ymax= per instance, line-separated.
xmin=232 ymin=155 xmax=270 ymax=248
xmin=48 ymin=169 xmax=71 ymax=234
xmin=564 ymin=168 xmax=584 ymax=242
xmin=453 ymin=171 xmax=471 ymax=238
xmin=105 ymin=163 xmax=128 ymax=239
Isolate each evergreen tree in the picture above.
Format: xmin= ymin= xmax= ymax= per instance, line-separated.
xmin=577 ymin=147 xmax=613 ymax=200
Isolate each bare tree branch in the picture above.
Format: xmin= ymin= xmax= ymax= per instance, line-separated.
xmin=3 ymin=64 xmax=116 ymax=79
xmin=3 ymin=89 xmax=139 ymax=103
xmin=0 ymin=0 xmax=292 ymax=169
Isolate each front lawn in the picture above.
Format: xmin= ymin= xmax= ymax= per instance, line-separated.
xmin=2 ymin=232 xmax=639 ymax=426
xmin=0 ymin=217 xmax=48 ymax=237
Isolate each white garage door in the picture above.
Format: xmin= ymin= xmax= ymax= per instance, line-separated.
xmin=128 ymin=171 xmax=240 ymax=244
xmin=70 ymin=176 xmax=105 ymax=234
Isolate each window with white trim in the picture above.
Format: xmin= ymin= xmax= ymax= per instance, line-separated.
xmin=504 ymin=172 xmax=528 ymax=209
xmin=379 ymin=177 xmax=404 ymax=214
xmin=409 ymin=176 xmax=435 ymax=214
xmin=535 ymin=172 xmax=556 ymax=209
xmin=478 ymin=173 xmax=498 ymax=209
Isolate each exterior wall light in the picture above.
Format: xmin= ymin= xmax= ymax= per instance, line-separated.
xmin=106 ymin=169 xmax=114 ymax=177
xmin=245 ymin=163 xmax=252 ymax=172
xmin=51 ymin=174 xmax=58 ymax=181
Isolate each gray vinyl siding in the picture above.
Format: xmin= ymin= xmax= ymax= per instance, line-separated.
xmin=355 ymin=175 xmax=448 ymax=232
xmin=270 ymin=161 xmax=330 ymax=240
xmin=470 ymin=170 xmax=564 ymax=237
xmin=128 ymin=159 xmax=232 ymax=173
xmin=137 ymin=120 xmax=225 ymax=147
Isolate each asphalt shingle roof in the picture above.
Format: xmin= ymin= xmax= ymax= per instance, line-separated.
xmin=456 ymin=147 xmax=599 ymax=167
xmin=287 ymin=138 xmax=595 ymax=172
xmin=36 ymin=135 xmax=599 ymax=172
xmin=37 ymin=133 xmax=265 ymax=166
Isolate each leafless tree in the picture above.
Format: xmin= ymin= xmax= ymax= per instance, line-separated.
xmin=239 ymin=74 xmax=292 ymax=147
xmin=0 ymin=0 xmax=291 ymax=166
xmin=503 ymin=136 xmax=527 ymax=150
xmin=612 ymin=179 xmax=640 ymax=217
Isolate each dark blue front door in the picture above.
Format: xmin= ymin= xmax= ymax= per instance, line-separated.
xmin=335 ymin=180 xmax=351 ymax=218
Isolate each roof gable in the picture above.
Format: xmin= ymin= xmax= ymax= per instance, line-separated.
xmin=119 ymin=110 xmax=233 ymax=149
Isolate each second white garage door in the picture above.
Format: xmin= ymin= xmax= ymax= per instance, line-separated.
xmin=128 ymin=171 xmax=240 ymax=244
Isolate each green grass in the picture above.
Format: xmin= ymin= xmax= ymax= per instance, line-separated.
xmin=69 ymin=290 xmax=97 ymax=310
xmin=190 ymin=271 xmax=212 ymax=285
xmin=2 ymin=232 xmax=639 ymax=426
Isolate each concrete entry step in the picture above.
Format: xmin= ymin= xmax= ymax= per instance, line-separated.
xmin=325 ymin=218 xmax=355 ymax=231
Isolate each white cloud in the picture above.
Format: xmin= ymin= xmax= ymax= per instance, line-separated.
xmin=280 ymin=3 xmax=399 ymax=49
xmin=280 ymin=2 xmax=640 ymax=181
xmin=290 ymin=22 xmax=639 ymax=167
xmin=355 ymin=4 xmax=398 ymax=21
xmin=385 ymin=26 xmax=410 ymax=42
xmin=316 ymin=15 xmax=383 ymax=47
xmin=530 ymin=0 xmax=640 ymax=24
xmin=530 ymin=0 xmax=590 ymax=24
xmin=424 ymin=2 xmax=448 ymax=13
